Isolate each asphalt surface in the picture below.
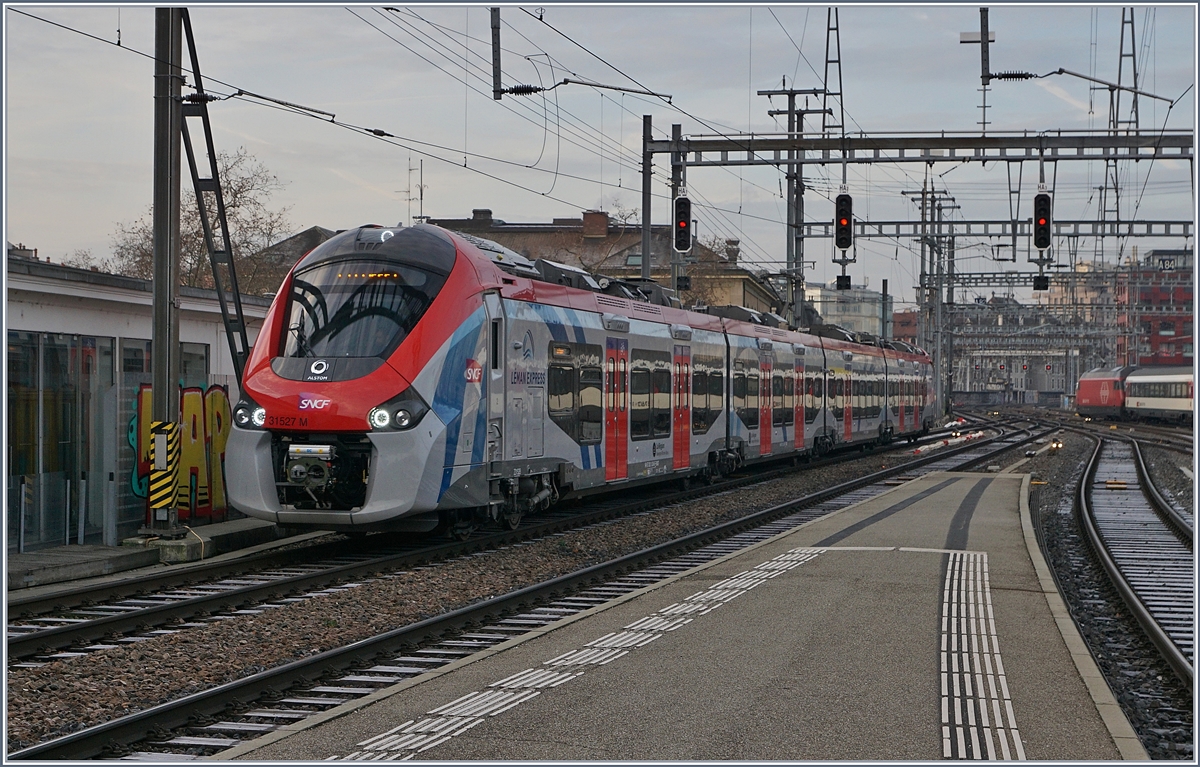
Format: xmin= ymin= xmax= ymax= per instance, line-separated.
xmin=232 ymin=472 xmax=1137 ymax=761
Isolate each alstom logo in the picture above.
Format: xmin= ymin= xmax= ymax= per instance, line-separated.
xmin=299 ymin=396 xmax=333 ymax=410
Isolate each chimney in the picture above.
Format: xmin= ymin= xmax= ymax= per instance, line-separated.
xmin=724 ymin=239 xmax=740 ymax=264
xmin=471 ymin=209 xmax=493 ymax=225
xmin=582 ymin=210 xmax=609 ymax=238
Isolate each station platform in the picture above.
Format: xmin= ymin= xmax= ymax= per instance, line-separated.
xmin=229 ymin=471 xmax=1145 ymax=762
xmin=6 ymin=518 xmax=313 ymax=592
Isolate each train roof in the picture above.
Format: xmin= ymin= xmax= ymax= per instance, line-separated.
xmin=1078 ymin=366 xmax=1135 ymax=380
xmin=434 ymin=224 xmax=930 ymax=362
xmin=1125 ymin=365 xmax=1195 ymax=381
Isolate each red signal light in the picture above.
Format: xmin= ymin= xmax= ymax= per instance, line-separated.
xmin=1037 ymin=217 xmax=1047 ymax=226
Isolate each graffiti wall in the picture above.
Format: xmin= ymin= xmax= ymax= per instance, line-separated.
xmin=127 ymin=383 xmax=233 ymax=524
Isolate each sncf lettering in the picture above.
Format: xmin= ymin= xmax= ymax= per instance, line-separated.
xmin=298 ymin=398 xmax=333 ymax=410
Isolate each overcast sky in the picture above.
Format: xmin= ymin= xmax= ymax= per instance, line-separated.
xmin=5 ymin=3 xmax=1196 ymax=307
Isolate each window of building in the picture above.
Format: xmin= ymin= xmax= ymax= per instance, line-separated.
xmin=121 ymin=338 xmax=152 ymax=374
xmin=181 ymin=343 xmax=209 ymax=388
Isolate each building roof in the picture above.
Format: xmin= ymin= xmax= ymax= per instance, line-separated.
xmin=6 ymin=256 xmax=273 ymax=308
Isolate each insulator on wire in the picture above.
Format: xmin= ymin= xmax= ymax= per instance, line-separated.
xmin=505 ymin=84 xmax=544 ymax=96
xmin=992 ymin=70 xmax=1036 ymax=80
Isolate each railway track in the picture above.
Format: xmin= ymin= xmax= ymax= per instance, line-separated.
xmin=8 ymin=421 xmax=1009 ymax=665
xmin=7 ymin=423 xmax=998 ymax=664
xmin=1078 ymin=437 xmax=1194 ymax=690
xmin=8 ymin=423 xmax=1044 ymax=760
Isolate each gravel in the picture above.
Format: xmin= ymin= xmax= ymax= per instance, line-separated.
xmin=1140 ymin=444 xmax=1195 ymax=520
xmin=12 ymin=424 xmax=1190 ymax=758
xmin=5 ymin=442 xmax=928 ymax=750
xmin=1027 ymin=431 xmax=1194 ymax=760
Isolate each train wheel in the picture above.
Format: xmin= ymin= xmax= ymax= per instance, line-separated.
xmin=501 ymin=508 xmax=523 ymax=530
xmin=437 ymin=510 xmax=477 ymax=540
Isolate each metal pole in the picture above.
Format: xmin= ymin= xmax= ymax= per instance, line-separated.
xmin=78 ymin=472 xmax=87 ymax=545
xmin=918 ymin=181 xmax=928 ymax=352
xmin=490 ymin=8 xmax=502 ymax=100
xmin=785 ymin=93 xmax=796 ymax=324
xmin=670 ymin=124 xmax=682 ymax=292
xmin=150 ymin=7 xmax=183 ymax=535
xmin=152 ymin=7 xmax=183 ymax=425
xmin=881 ymin=279 xmax=888 ymax=338
xmin=946 ymin=236 xmax=955 ymax=413
xmin=19 ymin=475 xmax=26 ymax=554
xmin=641 ymin=115 xmax=652 ymax=282
xmin=105 ymin=471 xmax=117 ymax=547
xmin=934 ymin=202 xmax=944 ymax=412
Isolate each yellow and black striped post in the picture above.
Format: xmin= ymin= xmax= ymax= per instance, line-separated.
xmin=148 ymin=421 xmax=180 ymax=527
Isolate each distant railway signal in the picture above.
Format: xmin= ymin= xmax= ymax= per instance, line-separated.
xmin=1033 ymin=193 xmax=1052 ymax=250
xmin=673 ymin=197 xmax=692 ymax=252
xmin=834 ymin=194 xmax=853 ymax=250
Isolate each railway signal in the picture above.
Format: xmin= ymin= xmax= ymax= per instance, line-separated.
xmin=834 ymin=194 xmax=853 ymax=250
xmin=1033 ymin=193 xmax=1052 ymax=250
xmin=673 ymin=196 xmax=692 ymax=252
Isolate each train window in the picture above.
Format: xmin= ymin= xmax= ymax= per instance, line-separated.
xmin=733 ymin=371 xmax=747 ymax=415
xmin=548 ymin=364 xmax=577 ymax=441
xmin=651 ymin=369 xmax=672 ymax=437
xmin=783 ymin=373 xmax=794 ymax=425
xmin=607 ymin=357 xmax=616 ymax=411
xmin=772 ymin=373 xmax=785 ymax=427
xmin=282 ymin=260 xmax=446 ymax=359
xmin=683 ymin=363 xmax=691 ymax=410
xmin=490 ymin=320 xmax=500 ymax=370
xmin=708 ymin=372 xmax=723 ymax=432
xmin=578 ymin=366 xmax=602 ymax=444
xmin=548 ymin=365 xmax=575 ymax=414
xmin=692 ymin=370 xmax=709 ymax=434
xmin=744 ymin=374 xmax=760 ymax=429
xmin=673 ymin=363 xmax=681 ymax=409
xmin=618 ymin=358 xmax=627 ymax=412
xmin=630 ymin=368 xmax=651 ymax=439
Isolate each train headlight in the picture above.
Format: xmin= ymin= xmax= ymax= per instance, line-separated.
xmin=369 ymin=407 xmax=392 ymax=429
xmin=234 ymin=398 xmax=268 ymax=430
xmin=234 ymin=406 xmax=253 ymax=427
xmin=369 ymin=387 xmax=429 ymax=431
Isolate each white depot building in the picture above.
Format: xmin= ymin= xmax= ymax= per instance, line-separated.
xmin=7 ymin=247 xmax=271 ymax=551
xmin=804 ymin=280 xmax=894 ymax=337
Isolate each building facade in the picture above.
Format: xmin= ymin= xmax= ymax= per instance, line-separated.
xmin=7 ymin=248 xmax=270 ymax=551
xmin=804 ymin=281 xmax=893 ymax=337
xmin=1115 ymin=248 xmax=1194 ymax=366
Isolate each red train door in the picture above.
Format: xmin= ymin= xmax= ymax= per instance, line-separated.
xmin=760 ymin=356 xmax=772 ymax=456
xmin=673 ymin=345 xmax=691 ymax=471
xmin=605 ymin=337 xmax=629 ymax=481
xmin=794 ymin=357 xmax=804 ymax=449
xmin=899 ymin=376 xmax=907 ymax=432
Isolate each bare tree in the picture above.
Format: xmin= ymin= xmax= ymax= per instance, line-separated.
xmin=109 ymin=147 xmax=294 ymax=295
xmin=63 ymin=248 xmax=118 ymax=272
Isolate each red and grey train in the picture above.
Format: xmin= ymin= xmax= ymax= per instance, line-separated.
xmin=1075 ymin=365 xmax=1194 ymax=423
xmin=227 ymin=224 xmax=938 ymax=533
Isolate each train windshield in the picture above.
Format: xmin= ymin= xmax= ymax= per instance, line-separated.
xmin=282 ymin=260 xmax=447 ymax=358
